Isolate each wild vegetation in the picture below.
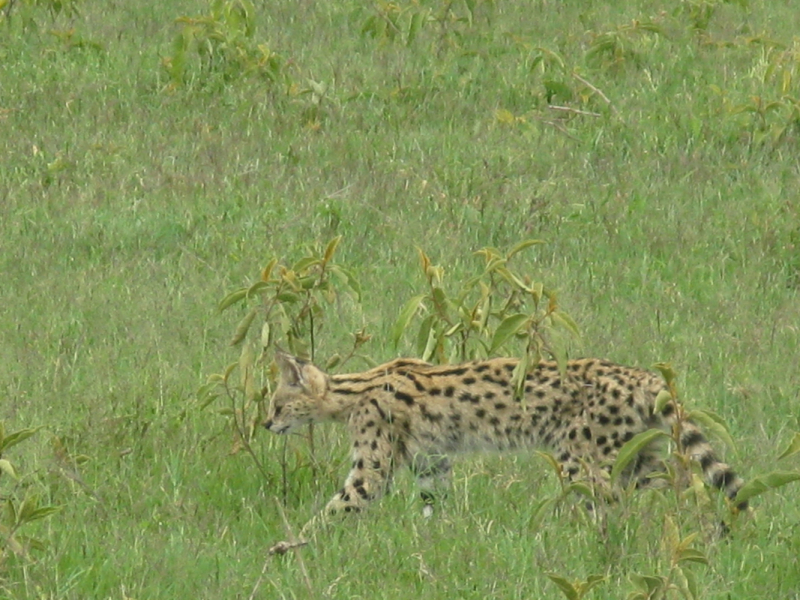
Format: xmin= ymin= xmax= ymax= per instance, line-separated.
xmin=2 ymin=0 xmax=800 ymax=598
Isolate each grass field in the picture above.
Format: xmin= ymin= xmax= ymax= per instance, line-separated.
xmin=2 ymin=0 xmax=800 ymax=597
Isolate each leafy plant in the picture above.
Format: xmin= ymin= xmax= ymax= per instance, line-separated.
xmin=199 ymin=237 xmax=363 ymax=495
xmin=710 ymin=39 xmax=800 ymax=148
xmin=1 ymin=0 xmax=80 ymax=25
xmin=547 ymin=573 xmax=605 ymax=600
xmin=162 ymin=0 xmax=284 ymax=89
xmin=626 ymin=516 xmax=709 ymax=600
xmin=360 ymin=0 xmax=495 ymax=48
xmin=392 ymin=240 xmax=579 ymax=399
xmin=585 ymin=19 xmax=666 ymax=70
xmin=0 ymin=422 xmax=59 ymax=567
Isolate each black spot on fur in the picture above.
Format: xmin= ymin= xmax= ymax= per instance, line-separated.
xmin=438 ymin=367 xmax=468 ymax=376
xmin=712 ymin=469 xmax=736 ymax=489
xmin=420 ymin=404 xmax=444 ymax=423
xmin=406 ymin=374 xmax=426 ymax=392
xmin=395 ymin=391 xmax=415 ymax=405
xmin=444 ymin=386 xmax=455 ymax=398
xmin=681 ymin=430 xmax=705 ymax=448
xmin=370 ymin=399 xmax=387 ymax=421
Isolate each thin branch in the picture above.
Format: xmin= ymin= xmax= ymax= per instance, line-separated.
xmin=270 ymin=499 xmax=314 ymax=594
xmin=572 ymin=73 xmax=620 ymax=117
xmin=547 ymin=105 xmax=602 ymax=117
xmin=250 ymin=501 xmax=311 ymax=600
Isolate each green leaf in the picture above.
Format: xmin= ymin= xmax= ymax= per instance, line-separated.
xmin=677 ymin=547 xmax=709 ymax=566
xmin=496 ymin=266 xmax=529 ymax=292
xmin=551 ymin=310 xmax=580 ymax=337
xmin=543 ymin=79 xmax=573 ymax=101
xmin=0 ymin=427 xmax=41 ymax=453
xmin=17 ymin=495 xmax=39 ymax=524
xmin=276 ymin=291 xmax=301 ymax=303
xmin=611 ymin=429 xmax=670 ymax=484
xmin=323 ymin=235 xmax=342 ymax=263
xmin=734 ymin=470 xmax=800 ymax=506
xmin=536 ymin=451 xmax=565 ymax=480
xmin=261 ymin=258 xmax=278 ymax=282
xmin=392 ymin=294 xmax=427 ymax=348
xmin=778 ymin=432 xmax=800 ymax=460
xmin=292 ymin=256 xmax=321 ymax=273
xmin=431 ymin=286 xmax=447 ymax=308
xmin=229 ymin=307 xmax=258 ymax=346
xmin=328 ymin=265 xmax=362 ymax=301
xmin=654 ymin=389 xmax=673 ymax=414
xmin=415 ymin=314 xmax=435 ymax=358
xmin=682 ymin=565 xmax=699 ymax=600
xmin=4 ymin=499 xmax=16 ymax=528
xmin=246 ymin=280 xmax=271 ymax=298
xmin=0 ymin=458 xmax=17 ymax=480
xmin=546 ymin=574 xmax=579 ymax=600
xmin=511 ymin=353 xmax=531 ymax=403
xmin=24 ymin=505 xmax=60 ymax=523
xmin=489 ymin=313 xmax=529 ymax=353
xmin=652 ymin=362 xmax=676 ymax=387
xmin=218 ymin=287 xmax=248 ymax=312
xmin=421 ymin=322 xmax=440 ymax=363
xmin=526 ymin=497 xmax=555 ymax=531
xmin=507 ymin=238 xmax=545 ymax=259
xmin=583 ymin=575 xmax=606 ymax=594
xmin=686 ymin=409 xmax=736 ymax=454
xmin=629 ymin=574 xmax=665 ymax=595
xmin=565 ymin=481 xmax=596 ymax=500
xmin=197 ymin=382 xmax=222 ymax=410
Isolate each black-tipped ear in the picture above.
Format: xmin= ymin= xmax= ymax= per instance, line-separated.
xmin=274 ymin=351 xmax=306 ymax=387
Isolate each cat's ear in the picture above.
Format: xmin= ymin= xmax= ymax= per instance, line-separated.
xmin=274 ymin=351 xmax=307 ymax=387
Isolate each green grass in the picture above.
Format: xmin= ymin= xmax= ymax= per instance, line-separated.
xmin=2 ymin=0 xmax=800 ymax=597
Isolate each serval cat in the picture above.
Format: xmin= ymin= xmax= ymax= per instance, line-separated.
xmin=264 ymin=351 xmax=746 ymax=523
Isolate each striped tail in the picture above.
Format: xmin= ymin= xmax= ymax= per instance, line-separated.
xmin=678 ymin=422 xmax=747 ymax=511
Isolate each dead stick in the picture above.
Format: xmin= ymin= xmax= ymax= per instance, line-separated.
xmin=572 ymin=73 xmax=620 ymax=117
xmin=548 ymin=105 xmax=602 ymax=117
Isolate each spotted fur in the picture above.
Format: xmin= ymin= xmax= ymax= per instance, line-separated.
xmin=264 ymin=352 xmax=746 ymax=517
